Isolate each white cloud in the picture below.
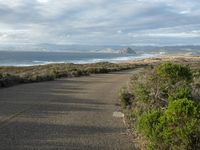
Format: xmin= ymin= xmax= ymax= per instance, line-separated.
xmin=117 ymin=30 xmax=123 ymax=34
xmin=37 ymin=0 xmax=49 ymax=3
xmin=0 ymin=0 xmax=199 ymax=45
xmin=179 ymin=10 xmax=191 ymax=14
xmin=147 ymin=32 xmax=200 ymax=38
xmin=0 ymin=0 xmax=25 ymax=8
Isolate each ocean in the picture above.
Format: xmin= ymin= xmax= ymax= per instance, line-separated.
xmin=0 ymin=44 xmax=200 ymax=66
xmin=0 ymin=51 xmax=157 ymax=66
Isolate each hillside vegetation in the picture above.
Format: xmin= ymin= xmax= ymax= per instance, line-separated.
xmin=120 ymin=62 xmax=200 ymax=150
xmin=0 ymin=62 xmax=142 ymax=88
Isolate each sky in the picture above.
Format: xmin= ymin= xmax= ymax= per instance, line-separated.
xmin=0 ymin=0 xmax=200 ymax=46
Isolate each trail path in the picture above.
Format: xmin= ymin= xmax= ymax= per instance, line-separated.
xmin=0 ymin=69 xmax=140 ymax=150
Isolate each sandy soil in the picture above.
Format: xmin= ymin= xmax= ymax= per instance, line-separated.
xmin=0 ymin=69 xmax=142 ymax=150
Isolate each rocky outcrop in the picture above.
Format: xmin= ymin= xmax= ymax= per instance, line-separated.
xmin=119 ymin=47 xmax=136 ymax=54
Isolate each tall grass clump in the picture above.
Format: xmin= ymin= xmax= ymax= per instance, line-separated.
xmin=119 ymin=87 xmax=134 ymax=109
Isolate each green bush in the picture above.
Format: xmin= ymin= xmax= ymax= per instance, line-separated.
xmin=133 ymin=83 xmax=150 ymax=103
xmin=138 ymin=99 xmax=200 ymax=150
xmin=155 ymin=63 xmax=192 ymax=101
xmin=156 ymin=63 xmax=192 ymax=83
xmin=168 ymin=84 xmax=192 ymax=101
xmin=159 ymin=99 xmax=200 ymax=150
xmin=123 ymin=63 xmax=200 ymax=150
xmin=139 ymin=109 xmax=162 ymax=143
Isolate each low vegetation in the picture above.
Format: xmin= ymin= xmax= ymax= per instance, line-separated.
xmin=0 ymin=62 xmax=143 ymax=88
xmin=120 ymin=62 xmax=200 ymax=150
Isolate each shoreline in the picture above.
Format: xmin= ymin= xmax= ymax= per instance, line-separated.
xmin=1 ymin=54 xmax=200 ymax=67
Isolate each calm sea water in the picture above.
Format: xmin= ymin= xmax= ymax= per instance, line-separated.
xmin=0 ymin=51 xmax=157 ymax=66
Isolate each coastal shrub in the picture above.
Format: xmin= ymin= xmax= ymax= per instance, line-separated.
xmin=85 ymin=67 xmax=99 ymax=74
xmin=54 ymin=70 xmax=71 ymax=78
xmin=133 ymin=83 xmax=150 ymax=103
xmin=0 ymin=62 xmax=137 ymax=88
xmin=70 ymin=70 xmax=82 ymax=77
xmin=192 ymin=73 xmax=200 ymax=100
xmin=138 ymin=109 xmax=162 ymax=143
xmin=0 ymin=74 xmax=21 ymax=87
xmin=192 ymin=80 xmax=200 ymax=102
xmin=119 ymin=87 xmax=133 ymax=108
xmin=86 ymin=67 xmax=109 ymax=74
xmin=121 ymin=63 xmax=200 ymax=150
xmin=98 ymin=67 xmax=109 ymax=73
xmin=154 ymin=63 xmax=192 ymax=101
xmin=193 ymin=69 xmax=200 ymax=78
xmin=158 ymin=99 xmax=200 ymax=150
xmin=156 ymin=63 xmax=192 ymax=83
xmin=131 ymin=63 xmax=193 ymax=107
xmin=138 ymin=99 xmax=200 ymax=150
xmin=51 ymin=69 xmax=63 ymax=78
xmin=168 ymin=84 xmax=192 ymax=101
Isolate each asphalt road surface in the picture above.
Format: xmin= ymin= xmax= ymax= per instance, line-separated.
xmin=0 ymin=69 xmax=140 ymax=150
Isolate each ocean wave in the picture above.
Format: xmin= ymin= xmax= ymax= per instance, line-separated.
xmin=32 ymin=60 xmax=66 ymax=65
xmin=69 ymin=53 xmax=159 ymax=64
xmin=0 ymin=53 xmax=159 ymax=66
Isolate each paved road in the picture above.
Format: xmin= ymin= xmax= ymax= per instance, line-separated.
xmin=0 ymin=69 xmax=139 ymax=150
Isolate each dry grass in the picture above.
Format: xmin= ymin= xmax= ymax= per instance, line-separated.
xmin=0 ymin=62 xmax=145 ymax=88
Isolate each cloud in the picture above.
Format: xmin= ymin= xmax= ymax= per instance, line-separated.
xmin=37 ymin=0 xmax=49 ymax=3
xmin=0 ymin=0 xmax=199 ymax=45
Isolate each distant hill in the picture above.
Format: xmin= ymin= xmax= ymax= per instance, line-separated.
xmin=95 ymin=47 xmax=137 ymax=54
xmin=0 ymin=43 xmax=199 ymax=54
xmin=119 ymin=47 xmax=136 ymax=54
